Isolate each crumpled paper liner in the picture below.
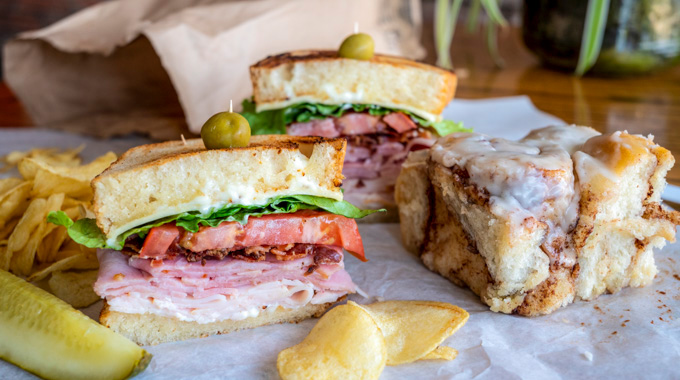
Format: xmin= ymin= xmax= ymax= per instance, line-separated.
xmin=3 ymin=0 xmax=424 ymax=139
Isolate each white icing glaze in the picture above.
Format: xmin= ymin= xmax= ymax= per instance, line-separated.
xmin=521 ymin=125 xmax=600 ymax=154
xmin=431 ymin=126 xmax=607 ymax=268
xmin=430 ymin=125 xmax=658 ymax=271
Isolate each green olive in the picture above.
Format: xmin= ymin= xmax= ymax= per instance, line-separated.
xmin=338 ymin=33 xmax=375 ymax=60
xmin=200 ymin=112 xmax=251 ymax=149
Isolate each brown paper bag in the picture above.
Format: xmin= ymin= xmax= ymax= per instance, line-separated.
xmin=4 ymin=0 xmax=424 ymax=140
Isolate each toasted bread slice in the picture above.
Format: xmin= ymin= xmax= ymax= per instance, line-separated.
xmin=397 ymin=126 xmax=680 ymax=316
xmin=92 ymin=135 xmax=346 ymax=242
xmin=100 ymin=299 xmax=338 ymax=346
xmin=250 ymin=50 xmax=457 ymax=122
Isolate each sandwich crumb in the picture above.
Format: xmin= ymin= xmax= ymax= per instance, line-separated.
xmin=582 ymin=351 xmax=593 ymax=361
xmin=113 ymin=273 xmax=125 ymax=281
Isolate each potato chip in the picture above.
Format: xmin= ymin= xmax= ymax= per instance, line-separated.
xmin=27 ymin=253 xmax=92 ymax=282
xmin=420 ymin=346 xmax=458 ymax=361
xmin=37 ymin=225 xmax=66 ymax=263
xmin=359 ymin=300 xmax=469 ymax=365
xmin=8 ymin=193 xmax=64 ymax=275
xmin=5 ymin=146 xmax=82 ymax=174
xmin=17 ymin=157 xmax=41 ymax=180
xmin=1 ymin=147 xmax=112 ymax=303
xmin=0 ymin=247 xmax=9 ymax=272
xmin=32 ymin=169 xmax=90 ymax=200
xmin=35 ymin=145 xmax=83 ymax=167
xmin=58 ymin=239 xmax=85 ymax=256
xmin=0 ymin=181 xmax=32 ymax=230
xmin=0 ymin=178 xmax=23 ymax=194
xmin=277 ymin=302 xmax=386 ymax=380
xmin=48 ymin=270 xmax=100 ymax=308
xmin=62 ymin=197 xmax=88 ymax=209
xmin=28 ymin=152 xmax=116 ymax=199
xmin=4 ymin=198 xmax=46 ymax=271
xmin=66 ymin=250 xmax=99 ymax=270
xmin=0 ymin=218 xmax=20 ymax=241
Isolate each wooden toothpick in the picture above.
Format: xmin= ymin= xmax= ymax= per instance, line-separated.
xmin=354 ymin=22 xmax=359 ymax=34
xmin=229 ymin=99 xmax=233 ymax=113
xmin=180 ymin=134 xmax=187 ymax=146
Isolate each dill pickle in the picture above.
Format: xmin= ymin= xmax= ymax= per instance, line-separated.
xmin=0 ymin=270 xmax=151 ymax=380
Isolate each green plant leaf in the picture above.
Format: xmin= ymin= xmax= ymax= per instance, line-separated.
xmin=46 ymin=211 xmax=73 ymax=228
xmin=480 ymin=0 xmax=508 ymax=27
xmin=485 ymin=21 xmax=505 ymax=68
xmin=242 ymin=98 xmax=470 ymax=137
xmin=48 ymin=196 xmax=383 ymax=250
xmin=286 ymin=195 xmax=382 ymax=219
xmin=466 ymin=0 xmax=481 ymax=33
xmin=575 ymin=0 xmax=611 ymax=76
xmin=429 ymin=119 xmax=472 ymax=136
xmin=435 ymin=0 xmax=463 ymax=69
xmin=48 ymin=213 xmax=107 ymax=249
xmin=241 ymin=99 xmax=287 ymax=135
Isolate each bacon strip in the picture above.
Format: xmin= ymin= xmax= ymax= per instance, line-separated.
xmin=140 ymin=210 xmax=366 ymax=262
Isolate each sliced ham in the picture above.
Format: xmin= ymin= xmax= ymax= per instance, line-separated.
xmin=345 ymin=145 xmax=372 ymax=162
xmin=336 ymin=113 xmax=380 ymax=135
xmin=375 ymin=142 xmax=406 ymax=158
xmin=140 ymin=210 xmax=366 ymax=262
xmin=404 ymin=136 xmax=437 ymax=152
xmin=288 ymin=118 xmax=340 ymax=138
xmin=95 ymin=248 xmax=355 ymax=324
xmin=383 ymin=112 xmax=418 ymax=133
xmin=342 ymin=161 xmax=380 ymax=179
xmin=282 ymin=111 xmax=438 ymax=209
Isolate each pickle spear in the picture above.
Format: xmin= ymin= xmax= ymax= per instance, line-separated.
xmin=0 ymin=269 xmax=151 ymax=380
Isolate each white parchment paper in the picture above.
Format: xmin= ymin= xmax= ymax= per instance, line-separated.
xmin=1 ymin=97 xmax=678 ymax=379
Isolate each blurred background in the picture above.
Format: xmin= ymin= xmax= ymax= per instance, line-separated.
xmin=3 ymin=0 xmax=525 ymax=78
xmin=1 ymin=0 xmax=679 ymax=182
xmin=1 ymin=1 xmax=105 ymax=78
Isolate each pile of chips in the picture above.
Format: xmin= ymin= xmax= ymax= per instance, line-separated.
xmin=0 ymin=147 xmax=116 ymax=307
xmin=278 ymin=300 xmax=469 ymax=379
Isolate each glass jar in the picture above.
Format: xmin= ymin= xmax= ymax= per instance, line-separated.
xmin=522 ymin=0 xmax=680 ymax=76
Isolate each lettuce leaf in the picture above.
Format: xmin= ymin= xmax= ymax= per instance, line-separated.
xmin=241 ymin=98 xmax=472 ymax=137
xmin=48 ymin=195 xmax=382 ymax=250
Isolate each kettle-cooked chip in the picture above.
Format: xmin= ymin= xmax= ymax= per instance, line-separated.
xmin=420 ymin=346 xmax=458 ymax=361
xmin=0 ymin=181 xmax=32 ymax=231
xmin=360 ymin=300 xmax=469 ymax=365
xmin=48 ymin=270 xmax=100 ymax=308
xmin=277 ymin=302 xmax=386 ymax=380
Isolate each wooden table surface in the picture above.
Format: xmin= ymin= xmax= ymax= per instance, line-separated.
xmin=1 ymin=25 xmax=679 ymax=184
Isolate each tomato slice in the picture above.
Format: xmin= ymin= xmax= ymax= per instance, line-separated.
xmin=139 ymin=224 xmax=179 ymax=259
xmin=139 ymin=210 xmax=367 ymax=262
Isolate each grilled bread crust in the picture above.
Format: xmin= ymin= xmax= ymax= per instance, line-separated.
xmin=100 ymin=299 xmax=338 ymax=346
xmin=92 ymin=135 xmax=346 ymax=240
xmin=250 ymin=50 xmax=457 ymax=121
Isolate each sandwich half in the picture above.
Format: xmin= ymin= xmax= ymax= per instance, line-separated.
xmin=50 ymin=135 xmax=379 ymax=345
xmin=242 ymin=50 xmax=468 ymax=220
